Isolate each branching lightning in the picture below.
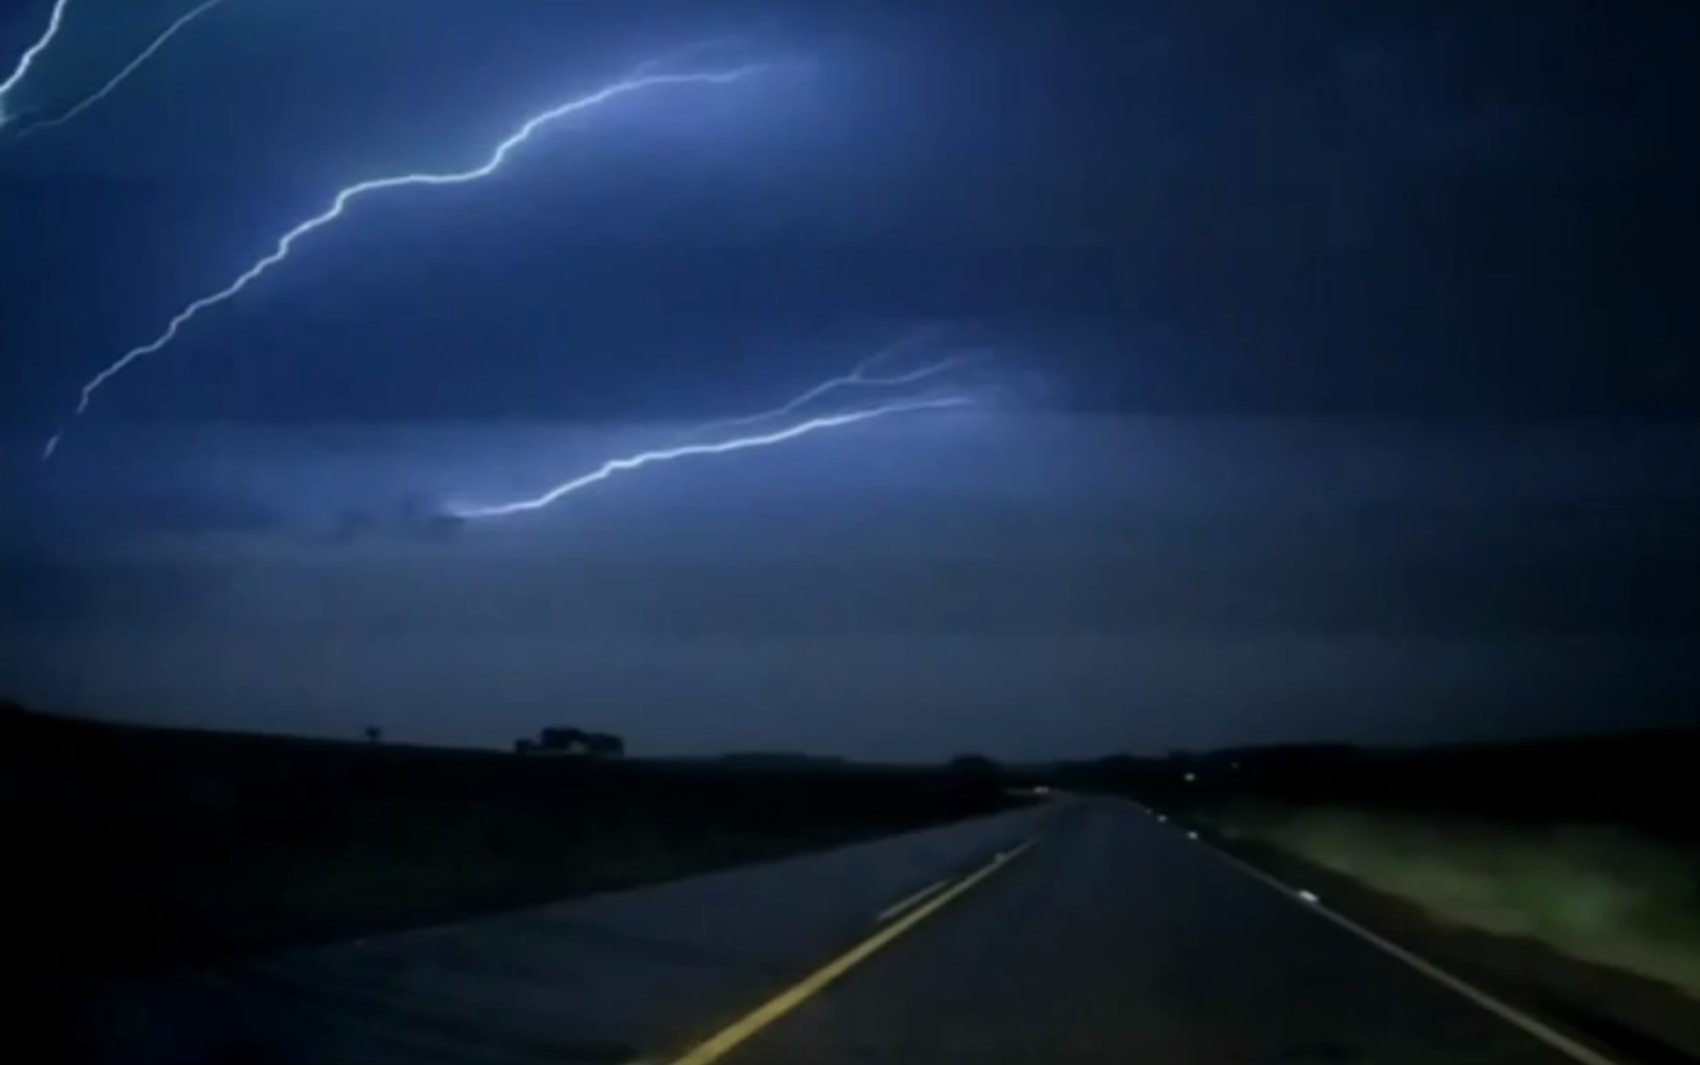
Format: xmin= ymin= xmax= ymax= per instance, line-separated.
xmin=687 ymin=328 xmax=984 ymax=436
xmin=447 ymin=333 xmax=988 ymax=522
xmin=8 ymin=0 xmax=229 ymax=141
xmin=0 ymin=0 xmax=72 ymax=128
xmin=42 ymin=55 xmax=766 ymax=460
xmin=449 ymin=394 xmax=973 ymax=520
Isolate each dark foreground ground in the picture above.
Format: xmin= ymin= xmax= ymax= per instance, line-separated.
xmin=1055 ymin=730 xmax=1700 ymax=1062
xmin=0 ymin=703 xmax=1018 ymax=1022
xmin=10 ymin=700 xmax=1697 ymax=1063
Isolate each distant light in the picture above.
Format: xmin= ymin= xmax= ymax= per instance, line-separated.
xmin=1156 ymin=814 xmax=1167 ymax=823
xmin=1297 ymin=889 xmax=1320 ymax=904
xmin=1187 ymin=831 xmax=1199 ymax=841
xmin=1184 ymin=772 xmax=1197 ymax=783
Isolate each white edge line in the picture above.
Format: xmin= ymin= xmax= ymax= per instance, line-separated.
xmin=874 ymin=877 xmax=950 ymax=923
xmin=1198 ymin=834 xmax=1623 ymax=1065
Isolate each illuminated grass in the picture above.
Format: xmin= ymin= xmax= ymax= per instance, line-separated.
xmin=1213 ymin=805 xmax=1700 ymax=1000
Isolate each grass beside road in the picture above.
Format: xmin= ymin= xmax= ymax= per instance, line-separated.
xmin=1057 ymin=731 xmax=1700 ymax=1058
xmin=1209 ymin=803 xmax=1700 ymax=1002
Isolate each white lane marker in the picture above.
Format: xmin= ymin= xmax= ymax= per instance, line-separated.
xmin=874 ymin=877 xmax=949 ymax=923
xmin=1202 ymin=841 xmax=1623 ymax=1065
xmin=668 ymin=837 xmax=1039 ymax=1065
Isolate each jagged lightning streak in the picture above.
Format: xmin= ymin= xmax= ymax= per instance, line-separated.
xmin=0 ymin=0 xmax=72 ymax=129
xmin=9 ymin=0 xmax=228 ymax=141
xmin=688 ymin=330 xmax=984 ymax=436
xmin=449 ymin=395 xmax=973 ymax=520
xmin=41 ymin=56 xmax=766 ymax=461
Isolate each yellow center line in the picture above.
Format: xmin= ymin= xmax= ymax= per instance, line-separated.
xmin=665 ymin=835 xmax=1040 ymax=1065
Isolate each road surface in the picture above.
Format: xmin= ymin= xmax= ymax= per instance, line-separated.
xmin=84 ymin=798 xmax=1594 ymax=1064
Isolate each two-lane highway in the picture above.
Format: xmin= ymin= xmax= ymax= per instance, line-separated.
xmin=680 ymin=800 xmax=1588 ymax=1064
xmin=85 ymin=798 xmax=1600 ymax=1064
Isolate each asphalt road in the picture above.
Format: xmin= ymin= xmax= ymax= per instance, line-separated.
xmin=85 ymin=798 xmax=1588 ymax=1065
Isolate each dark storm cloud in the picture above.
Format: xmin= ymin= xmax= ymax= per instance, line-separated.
xmin=4 ymin=419 xmax=1697 ymax=756
xmin=31 ymin=503 xmax=1694 ymax=641
xmin=3 ymin=2 xmax=1697 ymax=754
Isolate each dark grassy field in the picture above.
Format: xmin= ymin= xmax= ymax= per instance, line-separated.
xmin=0 ymin=702 xmax=1021 ymax=982
xmin=1056 ymin=731 xmax=1700 ymax=1059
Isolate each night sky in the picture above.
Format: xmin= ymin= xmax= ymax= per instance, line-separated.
xmin=3 ymin=0 xmax=1697 ymax=757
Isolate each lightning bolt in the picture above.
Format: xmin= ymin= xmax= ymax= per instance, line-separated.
xmin=41 ymin=55 xmax=766 ymax=461
xmin=448 ymin=395 xmax=973 ymax=520
xmin=0 ymin=0 xmax=72 ymax=128
xmin=688 ymin=328 xmax=984 ymax=436
xmin=8 ymin=0 xmax=229 ymax=141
